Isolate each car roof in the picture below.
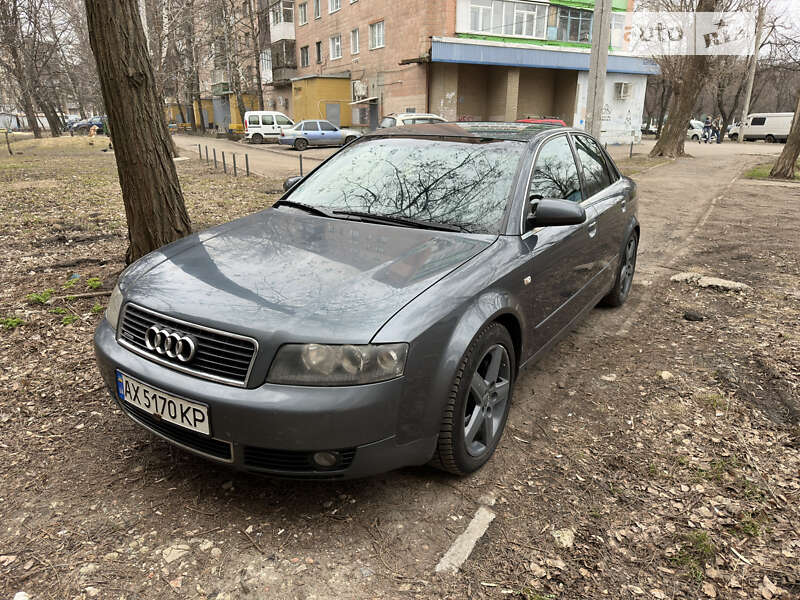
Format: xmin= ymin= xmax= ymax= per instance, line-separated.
xmin=364 ymin=121 xmax=567 ymax=142
xmin=385 ymin=113 xmax=445 ymax=119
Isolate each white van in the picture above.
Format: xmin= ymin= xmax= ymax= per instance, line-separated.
xmin=244 ymin=111 xmax=294 ymax=143
xmin=739 ymin=112 xmax=794 ymax=143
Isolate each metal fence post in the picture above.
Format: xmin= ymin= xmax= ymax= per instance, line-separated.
xmin=629 ymin=140 xmax=634 ymax=158
xmin=213 ymin=148 xmax=217 ymax=169
xmin=205 ymin=146 xmax=209 ymax=164
xmin=299 ymin=154 xmax=303 ymax=177
xmin=197 ymin=144 xmax=202 ymax=160
xmin=222 ymin=151 xmax=227 ymax=173
xmin=245 ymin=153 xmax=250 ymax=176
xmin=233 ymin=153 xmax=237 ymax=177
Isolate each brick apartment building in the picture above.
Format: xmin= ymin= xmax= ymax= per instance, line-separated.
xmin=289 ymin=0 xmax=657 ymax=143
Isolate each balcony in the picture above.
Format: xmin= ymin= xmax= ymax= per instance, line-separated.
xmin=271 ymin=21 xmax=295 ymax=42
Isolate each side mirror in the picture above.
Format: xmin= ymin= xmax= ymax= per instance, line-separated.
xmin=283 ymin=176 xmax=302 ymax=192
xmin=526 ymin=198 xmax=586 ymax=229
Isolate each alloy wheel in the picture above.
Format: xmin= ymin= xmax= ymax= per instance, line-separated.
xmin=463 ymin=345 xmax=510 ymax=457
xmin=619 ymin=236 xmax=637 ymax=297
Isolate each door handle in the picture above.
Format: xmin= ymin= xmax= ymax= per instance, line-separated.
xmin=587 ymin=221 xmax=598 ymax=238
xmin=620 ymin=197 xmax=627 ymax=212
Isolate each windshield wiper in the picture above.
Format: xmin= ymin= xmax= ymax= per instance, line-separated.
xmin=273 ymin=199 xmax=337 ymax=219
xmin=332 ymin=210 xmax=467 ymax=233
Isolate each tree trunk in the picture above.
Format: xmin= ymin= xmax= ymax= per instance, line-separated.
xmin=656 ymin=84 xmax=671 ymax=138
xmin=34 ymin=92 xmax=63 ymax=137
xmin=248 ymin=0 xmax=264 ymax=110
xmin=770 ymin=93 xmax=800 ymax=179
xmin=85 ymin=0 xmax=191 ymax=265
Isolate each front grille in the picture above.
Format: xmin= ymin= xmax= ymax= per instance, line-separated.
xmin=243 ymin=446 xmax=356 ymax=472
xmin=122 ymin=402 xmax=233 ymax=461
xmin=119 ymin=303 xmax=257 ymax=387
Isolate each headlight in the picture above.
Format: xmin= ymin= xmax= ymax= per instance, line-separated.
xmin=105 ymin=284 xmax=123 ymax=331
xmin=267 ymin=343 xmax=408 ymax=386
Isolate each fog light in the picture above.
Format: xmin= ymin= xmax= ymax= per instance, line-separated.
xmin=312 ymin=451 xmax=339 ymax=468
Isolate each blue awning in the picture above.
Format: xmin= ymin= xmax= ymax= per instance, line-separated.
xmin=431 ymin=38 xmax=660 ymax=76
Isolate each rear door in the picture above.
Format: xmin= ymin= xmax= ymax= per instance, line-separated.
xmin=521 ymin=134 xmax=599 ymax=350
xmin=571 ymin=133 xmax=624 ymax=291
xmin=261 ymin=113 xmax=276 ymax=136
xmin=302 ymin=120 xmax=321 ymax=144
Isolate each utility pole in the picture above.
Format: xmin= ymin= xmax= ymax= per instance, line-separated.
xmin=739 ymin=2 xmax=765 ymax=142
xmin=586 ymin=0 xmax=613 ymax=138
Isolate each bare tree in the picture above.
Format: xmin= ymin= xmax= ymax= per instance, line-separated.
xmin=85 ymin=0 xmax=192 ymax=263
xmin=767 ymin=17 xmax=800 ymax=179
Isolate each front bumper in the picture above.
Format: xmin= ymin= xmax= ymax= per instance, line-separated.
xmin=94 ymin=320 xmax=436 ymax=479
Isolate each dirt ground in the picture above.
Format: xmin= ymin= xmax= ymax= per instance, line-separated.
xmin=0 ymin=136 xmax=798 ymax=600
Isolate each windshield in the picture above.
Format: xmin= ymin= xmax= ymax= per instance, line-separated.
xmin=285 ymin=137 xmax=525 ymax=234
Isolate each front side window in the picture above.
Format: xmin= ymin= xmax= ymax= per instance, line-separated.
xmin=298 ymin=2 xmax=308 ymax=24
xmin=750 ymin=117 xmax=766 ymax=126
xmin=379 ymin=117 xmax=396 ymax=128
xmin=369 ymin=21 xmax=385 ymax=49
xmin=529 ymin=135 xmax=582 ymax=203
xmin=313 ymin=0 xmax=321 ymax=18
xmin=300 ymin=45 xmax=309 ymax=67
xmin=329 ymin=0 xmax=340 ymax=12
xmin=276 ymin=115 xmax=293 ymax=125
xmin=351 ymin=28 xmax=360 ymax=54
xmin=573 ymin=135 xmax=612 ymax=199
xmin=286 ymin=138 xmax=527 ymax=234
xmin=330 ymin=34 xmax=342 ymax=59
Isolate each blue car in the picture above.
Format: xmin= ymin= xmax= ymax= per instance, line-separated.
xmin=279 ymin=120 xmax=361 ymax=151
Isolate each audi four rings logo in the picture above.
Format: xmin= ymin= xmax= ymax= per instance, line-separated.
xmin=145 ymin=326 xmax=197 ymax=363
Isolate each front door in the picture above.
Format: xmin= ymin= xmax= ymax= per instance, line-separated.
xmin=319 ymin=120 xmax=343 ymax=145
xmin=521 ymin=134 xmax=599 ymax=351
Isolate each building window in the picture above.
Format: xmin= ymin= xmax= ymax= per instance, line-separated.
xmin=369 ymin=20 xmax=385 ymax=49
xmin=611 ymin=12 xmax=625 ymax=49
xmin=351 ymin=28 xmax=360 ymax=54
xmin=298 ymin=2 xmax=308 ymax=24
xmin=468 ymin=0 xmax=547 ymax=39
xmin=315 ymin=40 xmax=322 ymax=63
xmin=300 ymin=45 xmax=310 ymax=67
xmin=555 ymin=7 xmax=593 ymax=43
xmin=260 ymin=49 xmax=273 ymax=83
xmin=314 ymin=0 xmax=321 ymax=19
xmin=329 ymin=0 xmax=340 ymax=13
xmin=330 ymin=34 xmax=342 ymax=59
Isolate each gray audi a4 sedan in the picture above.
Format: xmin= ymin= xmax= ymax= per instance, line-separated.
xmin=94 ymin=122 xmax=639 ymax=479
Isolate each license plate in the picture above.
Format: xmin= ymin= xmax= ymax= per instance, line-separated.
xmin=116 ymin=371 xmax=210 ymax=436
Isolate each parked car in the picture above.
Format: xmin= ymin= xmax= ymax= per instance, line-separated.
xmin=244 ymin=110 xmax=294 ymax=143
xmin=94 ymin=122 xmax=639 ymax=479
xmin=72 ymin=116 xmax=105 ymax=135
xmin=687 ymin=119 xmax=705 ymax=141
xmin=279 ymin=120 xmax=361 ymax=150
xmin=379 ymin=113 xmax=446 ymax=128
xmin=739 ymin=112 xmax=794 ymax=143
xmin=727 ymin=122 xmax=740 ymax=141
xmin=517 ymin=117 xmax=568 ymax=127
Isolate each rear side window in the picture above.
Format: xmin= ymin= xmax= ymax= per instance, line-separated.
xmin=750 ymin=117 xmax=766 ymax=126
xmin=276 ymin=115 xmax=292 ymax=125
xmin=302 ymin=122 xmax=319 ymax=131
xmin=380 ymin=117 xmax=396 ymax=128
xmin=261 ymin=115 xmax=275 ymax=125
xmin=530 ymin=135 xmax=582 ymax=203
xmin=319 ymin=121 xmax=337 ymax=131
xmin=248 ymin=115 xmax=259 ymax=125
xmin=573 ymin=135 xmax=612 ymax=198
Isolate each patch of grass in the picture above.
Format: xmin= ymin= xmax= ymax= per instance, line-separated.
xmin=86 ymin=277 xmax=102 ymax=290
xmin=744 ymin=159 xmax=800 ymax=180
xmin=734 ymin=512 xmax=763 ymax=538
xmin=62 ymin=276 xmax=80 ymax=289
xmin=91 ymin=303 xmax=104 ymax=314
xmin=696 ymin=392 xmax=725 ymax=411
xmin=694 ymin=457 xmax=741 ymax=483
xmin=26 ymin=288 xmax=55 ymax=304
xmin=50 ymin=307 xmax=68 ymax=315
xmin=61 ymin=315 xmax=78 ymax=325
xmin=1 ymin=316 xmax=24 ymax=329
xmin=670 ymin=531 xmax=717 ymax=583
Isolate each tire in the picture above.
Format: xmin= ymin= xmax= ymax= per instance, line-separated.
xmin=692 ymin=134 xmax=699 ymax=141
xmin=431 ymin=323 xmax=515 ymax=475
xmin=729 ymin=133 xmax=738 ymax=141
xmin=251 ymin=133 xmax=263 ymax=144
xmin=766 ymin=135 xmax=776 ymax=144
xmin=294 ymin=138 xmax=309 ymax=151
xmin=344 ymin=135 xmax=357 ymax=145
xmin=601 ymin=231 xmax=638 ymax=307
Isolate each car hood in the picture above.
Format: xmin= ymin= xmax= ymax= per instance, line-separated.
xmin=123 ymin=209 xmax=495 ymax=345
